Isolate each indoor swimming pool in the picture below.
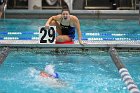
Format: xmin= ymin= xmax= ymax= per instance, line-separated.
xmin=0 ymin=19 xmax=140 ymax=93
xmin=0 ymin=50 xmax=140 ymax=93
xmin=0 ymin=19 xmax=140 ymax=40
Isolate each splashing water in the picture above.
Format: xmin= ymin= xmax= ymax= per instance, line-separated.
xmin=45 ymin=65 xmax=55 ymax=76
xmin=28 ymin=66 xmax=67 ymax=88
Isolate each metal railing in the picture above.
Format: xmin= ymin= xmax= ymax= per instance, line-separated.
xmin=139 ymin=0 xmax=140 ymax=24
xmin=3 ymin=4 xmax=7 ymax=19
xmin=136 ymin=0 xmax=140 ymax=24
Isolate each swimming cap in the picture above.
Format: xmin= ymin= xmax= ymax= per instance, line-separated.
xmin=52 ymin=73 xmax=59 ymax=78
xmin=44 ymin=65 xmax=59 ymax=78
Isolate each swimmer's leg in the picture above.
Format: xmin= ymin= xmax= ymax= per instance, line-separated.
xmin=56 ymin=35 xmax=72 ymax=42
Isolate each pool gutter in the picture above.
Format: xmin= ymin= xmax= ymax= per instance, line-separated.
xmin=0 ymin=40 xmax=140 ymax=52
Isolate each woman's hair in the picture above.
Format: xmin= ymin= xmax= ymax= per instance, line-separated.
xmin=61 ymin=0 xmax=70 ymax=13
xmin=62 ymin=6 xmax=70 ymax=13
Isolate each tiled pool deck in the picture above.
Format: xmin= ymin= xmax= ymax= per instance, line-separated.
xmin=0 ymin=40 xmax=140 ymax=48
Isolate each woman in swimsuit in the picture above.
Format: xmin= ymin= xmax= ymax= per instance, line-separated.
xmin=45 ymin=6 xmax=83 ymax=45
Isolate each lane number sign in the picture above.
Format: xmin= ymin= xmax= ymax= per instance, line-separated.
xmin=39 ymin=26 xmax=56 ymax=44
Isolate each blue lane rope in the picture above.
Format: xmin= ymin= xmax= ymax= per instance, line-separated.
xmin=0 ymin=32 xmax=140 ymax=36
xmin=0 ymin=32 xmax=140 ymax=40
xmin=0 ymin=37 xmax=139 ymax=40
xmin=109 ymin=47 xmax=140 ymax=93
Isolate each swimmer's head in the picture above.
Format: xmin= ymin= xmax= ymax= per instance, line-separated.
xmin=61 ymin=6 xmax=70 ymax=20
xmin=44 ymin=65 xmax=59 ymax=78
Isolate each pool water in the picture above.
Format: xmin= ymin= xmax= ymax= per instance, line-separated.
xmin=0 ymin=19 xmax=140 ymax=40
xmin=0 ymin=51 xmax=140 ymax=93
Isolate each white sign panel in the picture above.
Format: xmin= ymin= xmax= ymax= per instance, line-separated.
xmin=39 ymin=26 xmax=56 ymax=44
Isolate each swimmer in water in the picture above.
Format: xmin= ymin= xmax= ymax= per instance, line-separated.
xmin=40 ymin=65 xmax=67 ymax=87
xmin=40 ymin=65 xmax=59 ymax=79
xmin=30 ymin=65 xmax=67 ymax=87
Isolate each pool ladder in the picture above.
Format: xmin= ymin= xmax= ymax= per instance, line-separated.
xmin=109 ymin=47 xmax=140 ymax=93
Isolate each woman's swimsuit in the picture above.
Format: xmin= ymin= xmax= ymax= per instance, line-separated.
xmin=60 ymin=18 xmax=75 ymax=39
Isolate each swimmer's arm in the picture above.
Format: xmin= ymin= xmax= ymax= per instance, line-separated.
xmin=45 ymin=15 xmax=61 ymax=26
xmin=72 ymin=16 xmax=83 ymax=44
xmin=45 ymin=16 xmax=55 ymax=26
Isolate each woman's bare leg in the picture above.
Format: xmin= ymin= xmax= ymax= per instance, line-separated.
xmin=56 ymin=35 xmax=72 ymax=42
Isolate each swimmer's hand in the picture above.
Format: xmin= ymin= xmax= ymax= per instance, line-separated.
xmin=79 ymin=40 xmax=85 ymax=46
xmin=45 ymin=24 xmax=50 ymax=29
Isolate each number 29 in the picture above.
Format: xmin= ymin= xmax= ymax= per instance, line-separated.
xmin=39 ymin=26 xmax=56 ymax=44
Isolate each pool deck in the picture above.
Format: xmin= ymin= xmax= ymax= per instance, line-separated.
xmin=5 ymin=10 xmax=139 ymax=19
xmin=0 ymin=40 xmax=140 ymax=48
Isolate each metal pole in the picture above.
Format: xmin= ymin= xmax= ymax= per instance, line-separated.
xmin=3 ymin=4 xmax=7 ymax=19
xmin=139 ymin=0 xmax=140 ymax=24
xmin=109 ymin=47 xmax=140 ymax=93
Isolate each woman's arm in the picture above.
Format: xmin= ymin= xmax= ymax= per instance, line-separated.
xmin=72 ymin=16 xmax=83 ymax=44
xmin=45 ymin=15 xmax=61 ymax=26
xmin=45 ymin=16 xmax=55 ymax=26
